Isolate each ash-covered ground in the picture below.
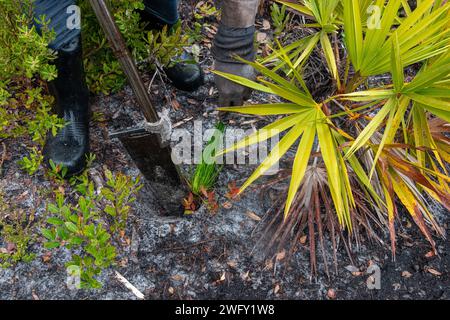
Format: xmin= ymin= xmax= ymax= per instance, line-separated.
xmin=0 ymin=0 xmax=448 ymax=300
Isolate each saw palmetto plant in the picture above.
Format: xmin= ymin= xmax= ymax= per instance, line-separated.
xmin=215 ymin=0 xmax=449 ymax=271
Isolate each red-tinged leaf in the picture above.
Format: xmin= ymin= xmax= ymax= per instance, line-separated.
xmin=390 ymin=172 xmax=437 ymax=254
xmin=225 ymin=181 xmax=240 ymax=200
xmin=182 ymin=193 xmax=196 ymax=212
xmin=386 ymin=152 xmax=450 ymax=210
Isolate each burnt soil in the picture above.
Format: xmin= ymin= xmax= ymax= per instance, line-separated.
xmin=0 ymin=0 xmax=448 ymax=300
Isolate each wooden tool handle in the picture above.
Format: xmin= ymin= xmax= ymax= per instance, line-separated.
xmin=88 ymin=0 xmax=159 ymax=123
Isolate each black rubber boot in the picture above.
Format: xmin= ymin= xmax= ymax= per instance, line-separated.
xmin=164 ymin=51 xmax=205 ymax=92
xmin=141 ymin=1 xmax=204 ymax=92
xmin=44 ymin=36 xmax=90 ymax=176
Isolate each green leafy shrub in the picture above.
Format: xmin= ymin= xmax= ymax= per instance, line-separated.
xmin=78 ymin=0 xmax=188 ymax=94
xmin=270 ymin=3 xmax=292 ymax=35
xmin=0 ymin=0 xmax=65 ymax=167
xmin=101 ymin=169 xmax=142 ymax=234
xmin=0 ymin=193 xmax=37 ymax=268
xmin=18 ymin=147 xmax=43 ymax=175
xmin=42 ymin=168 xmax=142 ymax=288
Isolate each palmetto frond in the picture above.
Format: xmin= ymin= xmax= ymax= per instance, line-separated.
xmin=215 ymin=0 xmax=449 ymax=262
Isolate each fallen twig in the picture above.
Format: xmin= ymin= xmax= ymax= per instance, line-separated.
xmin=114 ymin=271 xmax=145 ymax=300
xmin=0 ymin=142 xmax=6 ymax=175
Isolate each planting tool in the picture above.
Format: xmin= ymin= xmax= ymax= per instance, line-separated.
xmin=89 ymin=0 xmax=186 ymax=215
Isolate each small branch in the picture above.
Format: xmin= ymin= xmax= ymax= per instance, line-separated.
xmin=0 ymin=142 xmax=6 ymax=175
xmin=114 ymin=271 xmax=145 ymax=300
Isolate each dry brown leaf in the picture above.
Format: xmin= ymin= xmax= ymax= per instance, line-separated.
xmin=265 ymin=259 xmax=274 ymax=270
xmin=168 ymin=287 xmax=174 ymax=294
xmin=262 ymin=19 xmax=271 ymax=30
xmin=426 ymin=268 xmax=442 ymax=276
xmin=31 ymin=290 xmax=40 ymax=300
xmin=42 ymin=252 xmax=52 ymax=263
xmin=187 ymin=98 xmax=198 ymax=106
xmin=327 ymin=288 xmax=337 ymax=299
xmin=402 ymin=271 xmax=413 ymax=278
xmin=246 ymin=211 xmax=261 ymax=221
xmin=241 ymin=271 xmax=250 ymax=281
xmin=274 ymin=284 xmax=280 ymax=294
xmin=299 ymin=235 xmax=307 ymax=245
xmin=256 ymin=32 xmax=267 ymax=43
xmin=220 ymin=272 xmax=226 ymax=281
xmin=227 ymin=260 xmax=237 ymax=269
xmin=171 ymin=274 xmax=184 ymax=282
xmin=222 ymin=201 xmax=232 ymax=209
xmin=171 ymin=98 xmax=182 ymax=110
xmin=276 ymin=250 xmax=286 ymax=261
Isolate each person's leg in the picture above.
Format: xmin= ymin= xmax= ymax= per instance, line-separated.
xmin=212 ymin=0 xmax=260 ymax=107
xmin=33 ymin=0 xmax=90 ymax=176
xmin=141 ymin=0 xmax=204 ymax=92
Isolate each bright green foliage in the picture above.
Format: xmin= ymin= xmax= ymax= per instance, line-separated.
xmin=18 ymin=147 xmax=43 ymax=175
xmin=0 ymin=0 xmax=65 ymax=172
xmin=191 ymin=122 xmax=225 ymax=195
xmin=0 ymin=0 xmax=57 ymax=81
xmin=41 ymin=169 xmax=142 ymax=288
xmin=46 ymin=159 xmax=69 ymax=184
xmin=194 ymin=1 xmax=219 ymax=20
xmin=216 ymin=0 xmax=450 ymax=258
xmin=188 ymin=0 xmax=219 ymax=43
xmin=101 ymin=169 xmax=142 ymax=234
xmin=78 ymin=0 xmax=146 ymax=94
xmin=78 ymin=0 xmax=188 ymax=94
xmin=263 ymin=0 xmax=342 ymax=87
xmin=146 ymin=23 xmax=191 ymax=68
xmin=271 ymin=3 xmax=292 ymax=36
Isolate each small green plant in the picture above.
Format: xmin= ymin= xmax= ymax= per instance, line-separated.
xmin=187 ymin=0 xmax=219 ymax=43
xmin=46 ymin=159 xmax=69 ymax=183
xmin=270 ymin=3 xmax=291 ymax=35
xmin=101 ymin=169 xmax=142 ymax=234
xmin=42 ymin=190 xmax=116 ymax=288
xmin=0 ymin=194 xmax=36 ymax=268
xmin=194 ymin=1 xmax=219 ymax=21
xmin=18 ymin=147 xmax=43 ymax=175
xmin=41 ymin=168 xmax=142 ymax=288
xmin=191 ymin=123 xmax=225 ymax=196
xmin=146 ymin=22 xmax=190 ymax=68
xmin=187 ymin=22 xmax=204 ymax=43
